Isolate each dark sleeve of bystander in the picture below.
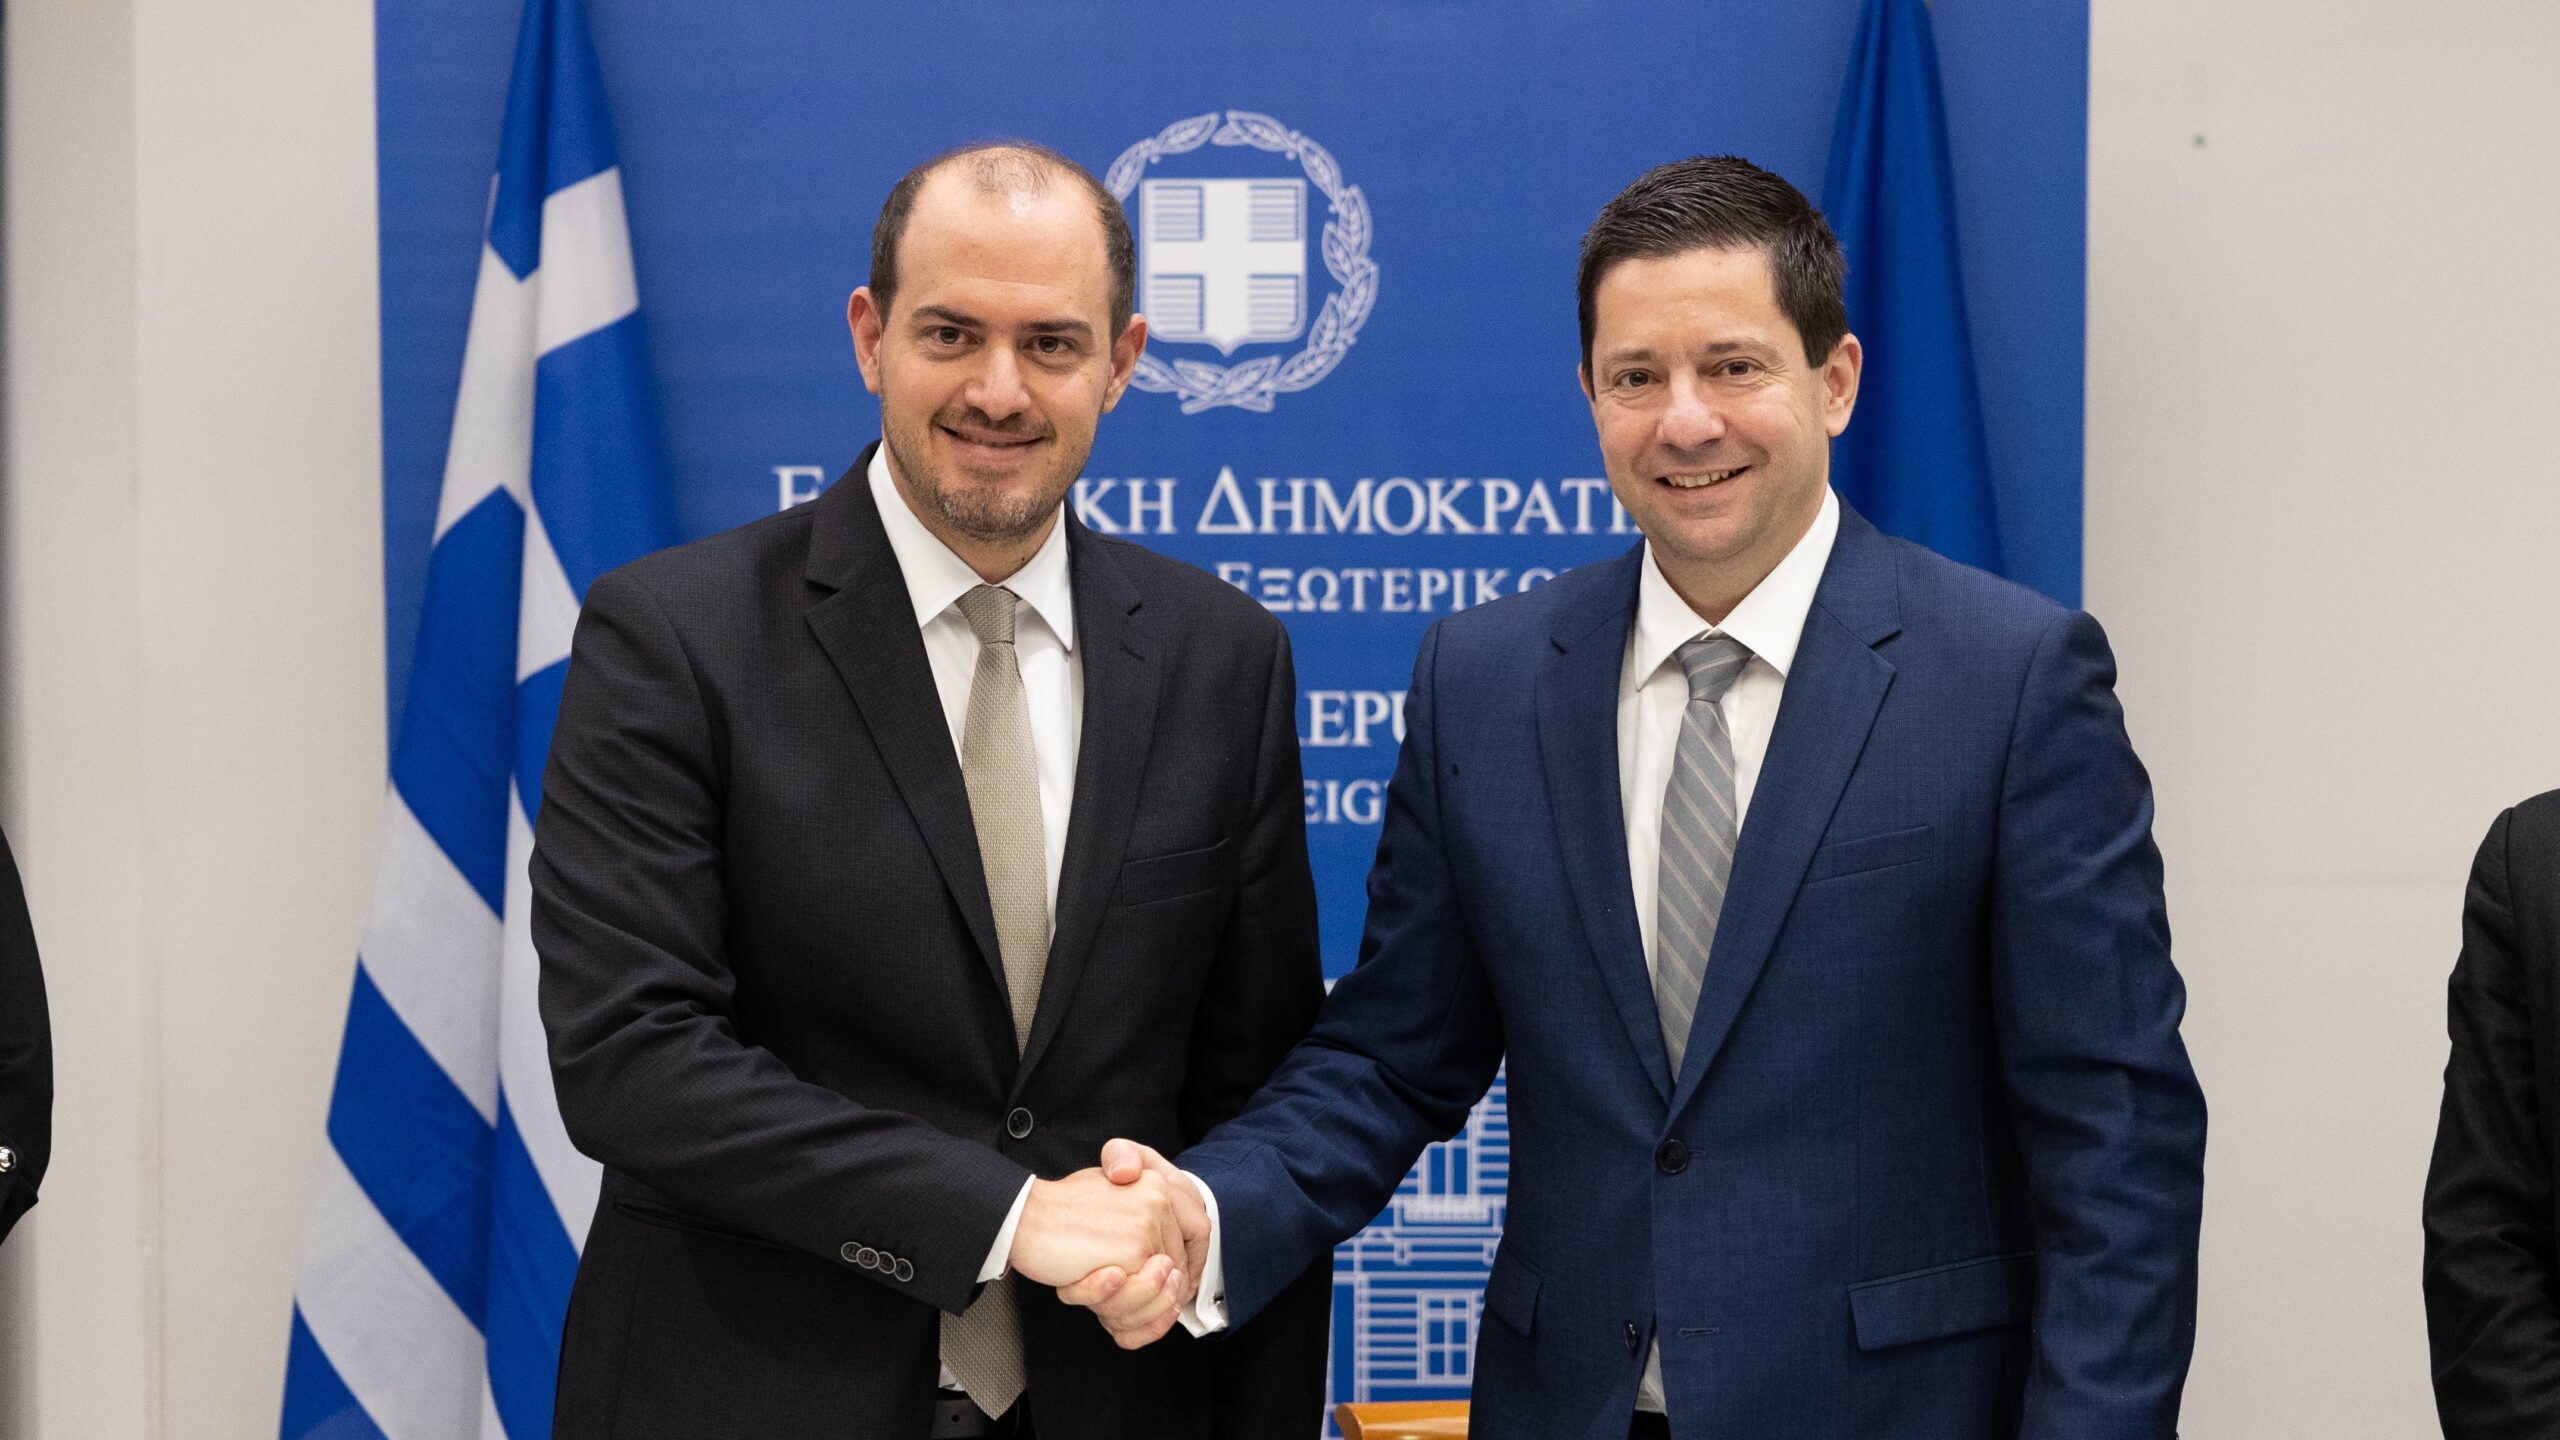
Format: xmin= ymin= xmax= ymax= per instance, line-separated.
xmin=2425 ymin=791 xmax=2560 ymax=1438
xmin=0 ymin=826 xmax=51 ymax=1247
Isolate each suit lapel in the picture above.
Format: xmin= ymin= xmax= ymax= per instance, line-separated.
xmin=801 ymin=448 xmax=1006 ymax=998
xmin=1533 ymin=548 xmax=1675 ymax=1105
xmin=1019 ymin=523 xmax=1156 ymax=1081
xmin=1668 ymin=508 xmax=1904 ymax=1114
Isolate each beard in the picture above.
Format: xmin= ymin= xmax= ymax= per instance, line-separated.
xmin=881 ymin=403 xmax=1082 ymax=547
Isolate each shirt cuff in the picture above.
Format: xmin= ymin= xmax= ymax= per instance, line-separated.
xmin=979 ymin=1175 xmax=1036 ymax=1284
xmin=1177 ymin=1170 xmax=1229 ymax=1336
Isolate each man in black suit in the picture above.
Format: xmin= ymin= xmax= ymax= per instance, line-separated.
xmin=0 ymin=827 xmax=48 ymax=1247
xmin=532 ymin=142 xmax=1328 ymax=1439
xmin=2426 ymin=788 xmax=2560 ymax=1435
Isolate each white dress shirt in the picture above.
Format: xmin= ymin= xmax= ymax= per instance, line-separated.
xmin=1619 ymin=488 xmax=1838 ymax=1012
xmin=868 ymin=448 xmax=1083 ymax=915
xmin=865 ymin=448 xmax=1082 ymax=1370
xmin=1185 ymin=492 xmax=1843 ymax=1421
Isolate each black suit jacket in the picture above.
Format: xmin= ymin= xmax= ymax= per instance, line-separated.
xmin=533 ymin=448 xmax=1330 ymax=1439
xmin=2426 ymin=789 xmax=2560 ymax=1436
xmin=0 ymin=826 xmax=49 ymax=1245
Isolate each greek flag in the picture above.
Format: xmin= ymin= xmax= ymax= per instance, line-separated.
xmin=283 ymin=0 xmax=674 ymax=1434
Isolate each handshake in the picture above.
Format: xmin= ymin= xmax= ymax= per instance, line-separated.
xmin=1003 ymin=1138 xmax=1208 ymax=1350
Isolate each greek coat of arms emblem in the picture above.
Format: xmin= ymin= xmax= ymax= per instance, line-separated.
xmin=1106 ymin=111 xmax=1377 ymax=414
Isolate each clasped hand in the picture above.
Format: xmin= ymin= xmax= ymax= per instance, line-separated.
xmin=1005 ymin=1139 xmax=1201 ymax=1349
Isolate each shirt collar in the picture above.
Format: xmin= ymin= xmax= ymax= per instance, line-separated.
xmin=1627 ymin=487 xmax=1840 ymax=693
xmin=867 ymin=445 xmax=1077 ymax=653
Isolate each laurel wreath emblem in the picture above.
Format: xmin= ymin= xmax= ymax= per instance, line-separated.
xmin=1105 ymin=111 xmax=1377 ymax=415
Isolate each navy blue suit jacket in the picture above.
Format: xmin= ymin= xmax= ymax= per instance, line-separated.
xmin=1183 ymin=506 xmax=2205 ymax=1439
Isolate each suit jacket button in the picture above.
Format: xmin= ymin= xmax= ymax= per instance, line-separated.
xmin=894 ymin=1258 xmax=915 ymax=1282
xmin=0 ymin=1146 xmax=14 ymax=1173
xmin=1655 ymin=1139 xmax=1690 ymax=1175
xmin=839 ymin=1242 xmax=862 ymax=1265
xmin=1624 ymin=1321 xmax=1643 ymax=1354
xmin=857 ymin=1246 xmax=881 ymax=1269
xmin=1006 ymin=1108 xmax=1035 ymax=1140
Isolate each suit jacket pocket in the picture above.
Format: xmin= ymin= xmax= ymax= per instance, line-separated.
xmin=1847 ymin=1251 xmax=2033 ymax=1350
xmin=1114 ymin=838 xmax=1232 ymax=908
xmin=1802 ymin=824 xmax=1932 ymax=885
xmin=1483 ymin=1251 xmax=1541 ymax=1337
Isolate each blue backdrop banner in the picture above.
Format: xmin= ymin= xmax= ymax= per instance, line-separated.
xmin=366 ymin=1 xmax=2085 ymax=1427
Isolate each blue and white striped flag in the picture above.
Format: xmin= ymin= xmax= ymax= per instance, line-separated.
xmin=284 ymin=0 xmax=673 ymax=1434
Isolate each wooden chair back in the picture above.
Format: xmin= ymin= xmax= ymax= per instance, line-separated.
xmin=1331 ymin=1399 xmax=1471 ymax=1438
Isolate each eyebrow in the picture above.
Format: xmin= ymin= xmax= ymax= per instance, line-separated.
xmin=911 ymin=304 xmax=1094 ymax=341
xmin=1596 ymin=338 xmax=1774 ymax=368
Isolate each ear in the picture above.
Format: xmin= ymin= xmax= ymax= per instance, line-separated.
xmin=1577 ymin=360 xmax=1596 ymax=402
xmin=847 ymin=288 xmax=886 ymax=397
xmin=1819 ymin=333 xmax=1862 ymax=437
xmin=1101 ymin=313 xmax=1150 ymax=412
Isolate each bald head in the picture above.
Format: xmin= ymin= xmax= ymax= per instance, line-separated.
xmin=947 ymin=145 xmax=1065 ymax=200
xmin=869 ymin=141 xmax=1137 ymax=337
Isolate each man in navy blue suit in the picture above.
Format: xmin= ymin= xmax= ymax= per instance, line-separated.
xmin=1066 ymin=156 xmax=2207 ymax=1439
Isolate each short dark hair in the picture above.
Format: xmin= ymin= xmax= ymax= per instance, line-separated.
xmin=868 ymin=140 xmax=1137 ymax=338
xmin=1576 ymin=155 xmax=1849 ymax=369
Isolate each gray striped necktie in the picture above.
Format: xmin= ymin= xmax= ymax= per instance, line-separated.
xmin=941 ymin=582 xmax=1047 ymax=1419
xmin=1654 ymin=633 xmax=1751 ymax=1078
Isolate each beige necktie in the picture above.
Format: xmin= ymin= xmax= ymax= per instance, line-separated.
xmin=939 ymin=583 xmax=1048 ymax=1418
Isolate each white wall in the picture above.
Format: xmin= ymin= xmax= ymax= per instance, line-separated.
xmin=0 ymin=0 xmax=383 ymax=1435
xmin=2087 ymin=1 xmax=2560 ymax=1433
xmin=2 ymin=0 xmax=2554 ymax=1435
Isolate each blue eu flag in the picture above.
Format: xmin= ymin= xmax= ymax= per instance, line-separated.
xmin=1822 ymin=0 xmax=2006 ymax=575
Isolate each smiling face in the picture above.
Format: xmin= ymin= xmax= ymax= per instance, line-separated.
xmin=848 ymin=165 xmax=1146 ymax=579
xmin=1580 ymin=244 xmax=1860 ymax=620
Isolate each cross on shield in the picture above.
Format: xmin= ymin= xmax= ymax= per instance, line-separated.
xmin=1139 ymin=178 xmax=1308 ymax=355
